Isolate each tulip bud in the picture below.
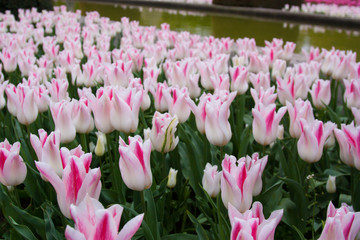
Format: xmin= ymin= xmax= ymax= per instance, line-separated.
xmin=202 ymin=163 xmax=221 ymax=198
xmin=95 ymin=132 xmax=106 ymax=157
xmin=167 ymin=168 xmax=178 ymax=188
xmin=326 ymin=175 xmax=336 ymax=194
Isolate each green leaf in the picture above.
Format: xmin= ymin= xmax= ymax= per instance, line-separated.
xmin=161 ymin=234 xmax=197 ymax=240
xmin=8 ymin=217 xmax=38 ymax=240
xmin=144 ymin=189 xmax=160 ymax=240
xmin=187 ymin=211 xmax=210 ymax=240
xmin=43 ymin=204 xmax=64 ymax=240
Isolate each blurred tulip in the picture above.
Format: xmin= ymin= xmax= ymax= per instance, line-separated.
xmin=167 ymin=168 xmax=178 ymax=188
xmin=45 ymin=78 xmax=70 ymax=102
xmin=352 ymin=107 xmax=360 ymax=126
xmin=271 ymin=59 xmax=286 ymax=79
xmin=221 ymin=154 xmax=260 ymax=212
xmin=0 ymin=139 xmax=27 ymax=187
xmin=228 ymin=201 xmax=283 ymax=240
xmin=310 ymin=79 xmax=331 ymax=109
xmin=326 ymin=175 xmax=336 ymax=194
xmin=65 ymin=195 xmax=144 ymax=240
xmin=249 ymin=72 xmax=271 ymax=92
xmin=252 ymin=103 xmax=287 ymax=146
xmin=118 ymin=135 xmax=152 ymax=191
xmin=35 ymin=150 xmax=101 ymax=218
xmin=1 ymin=48 xmax=17 ymax=72
xmin=297 ymin=119 xmax=336 ymax=163
xmin=163 ymin=87 xmax=191 ymax=123
xmin=144 ymin=112 xmax=179 ymax=153
xmin=344 ymin=79 xmax=360 ymax=109
xmin=318 ymin=202 xmax=360 ymax=240
xmin=251 ymin=86 xmax=277 ymax=108
xmin=202 ymin=163 xmax=221 ymax=198
xmin=71 ymin=97 xmax=94 ymax=134
xmin=230 ymin=65 xmax=249 ymax=95
xmin=0 ymin=81 xmax=8 ymax=109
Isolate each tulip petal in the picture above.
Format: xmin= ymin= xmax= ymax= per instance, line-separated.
xmin=117 ymin=213 xmax=144 ymax=240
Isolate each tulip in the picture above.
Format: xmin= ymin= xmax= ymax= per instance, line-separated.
xmin=318 ymin=202 xmax=360 ymax=240
xmin=228 ymin=201 xmax=283 ymax=240
xmin=33 ymin=84 xmax=50 ymax=113
xmin=0 ymin=139 xmax=27 ymax=187
xmin=352 ymin=107 xmax=360 ymax=126
xmin=163 ymin=87 xmax=191 ymax=123
xmin=50 ymin=100 xmax=76 ymax=143
xmin=110 ymin=88 xmax=143 ymax=133
xmin=167 ymin=168 xmax=178 ymax=188
xmin=103 ymin=60 xmax=133 ymax=87
xmin=242 ymin=153 xmax=268 ymax=196
xmin=1 ymin=48 xmax=17 ymax=72
xmin=151 ymin=82 xmax=170 ymax=112
xmin=344 ymin=79 xmax=360 ymax=109
xmin=271 ymin=59 xmax=286 ymax=79
xmin=5 ymin=84 xmax=39 ymax=125
xmin=281 ymin=41 xmax=296 ymax=61
xmin=248 ymin=53 xmax=269 ymax=73
xmin=144 ymin=112 xmax=179 ymax=153
xmin=310 ymin=79 xmax=331 ymax=109
xmin=45 ymin=78 xmax=70 ymax=102
xmin=196 ymin=60 xmax=216 ymax=90
xmin=118 ymin=135 xmax=152 ymax=191
xmin=297 ymin=119 xmax=336 ymax=163
xmin=276 ymin=75 xmax=309 ymax=105
xmin=65 ymin=195 xmax=144 ymax=240
xmin=71 ymin=97 xmax=94 ymax=134
xmin=251 ymin=86 xmax=277 ymax=108
xmin=252 ymin=103 xmax=287 ymax=146
xmin=230 ymin=65 xmax=249 ymax=95
xmin=326 ymin=175 xmax=336 ymax=194
xmin=30 ymin=129 xmax=62 ymax=177
xmin=202 ymin=163 xmax=221 ymax=198
xmin=286 ymin=99 xmax=314 ymax=138
xmin=87 ymin=87 xmax=114 ymax=134
xmin=334 ymin=123 xmax=360 ymax=170
xmin=35 ymin=150 xmax=101 ymax=218
xmin=249 ymin=72 xmax=271 ymax=92
xmin=221 ymin=154 xmax=261 ymax=212
xmin=0 ymin=81 xmax=8 ymax=109
xmin=94 ymin=132 xmax=107 ymax=157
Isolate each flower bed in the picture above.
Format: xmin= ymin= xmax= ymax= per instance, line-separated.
xmin=0 ymin=5 xmax=360 ymax=240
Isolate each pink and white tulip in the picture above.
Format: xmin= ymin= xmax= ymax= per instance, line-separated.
xmin=202 ymin=163 xmax=221 ymax=198
xmin=163 ymin=86 xmax=191 ymax=123
xmin=310 ymin=79 xmax=331 ymax=109
xmin=0 ymin=139 xmax=27 ymax=187
xmin=228 ymin=201 xmax=283 ymax=240
xmin=35 ymin=149 xmax=101 ymax=218
xmin=318 ymin=202 xmax=360 ymax=240
xmin=344 ymin=79 xmax=360 ymax=109
xmin=144 ymin=112 xmax=179 ymax=153
xmin=286 ymin=99 xmax=315 ymax=138
xmin=252 ymin=103 xmax=287 ymax=146
xmin=65 ymin=195 xmax=144 ymax=240
xmin=230 ymin=65 xmax=249 ymax=95
xmin=221 ymin=154 xmax=261 ymax=212
xmin=50 ymin=100 xmax=76 ymax=143
xmin=118 ymin=135 xmax=152 ymax=191
xmin=72 ymin=97 xmax=94 ymax=134
xmin=297 ymin=119 xmax=336 ymax=163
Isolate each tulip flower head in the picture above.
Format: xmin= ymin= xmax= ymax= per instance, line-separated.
xmin=326 ymin=175 xmax=336 ymax=194
xmin=65 ymin=195 xmax=144 ymax=240
xmin=0 ymin=139 xmax=27 ymax=187
xmin=252 ymin=103 xmax=287 ymax=146
xmin=297 ymin=119 xmax=336 ymax=163
xmin=202 ymin=163 xmax=221 ymax=198
xmin=118 ymin=135 xmax=152 ymax=191
xmin=318 ymin=202 xmax=360 ymax=240
xmin=228 ymin=201 xmax=283 ymax=240
xmin=167 ymin=168 xmax=178 ymax=188
xmin=221 ymin=154 xmax=261 ymax=212
xmin=144 ymin=112 xmax=179 ymax=153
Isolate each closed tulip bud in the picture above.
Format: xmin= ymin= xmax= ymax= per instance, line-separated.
xmin=145 ymin=112 xmax=179 ymax=153
xmin=344 ymin=79 xmax=360 ymax=109
xmin=319 ymin=202 xmax=360 ymax=240
xmin=118 ymin=136 xmax=152 ymax=191
xmin=230 ymin=65 xmax=249 ymax=95
xmin=0 ymin=139 xmax=27 ymax=187
xmin=167 ymin=168 xmax=178 ymax=188
xmin=271 ymin=59 xmax=287 ymax=79
xmin=65 ymin=195 xmax=144 ymax=240
xmin=95 ymin=132 xmax=106 ymax=157
xmin=202 ymin=163 xmax=221 ymax=198
xmin=326 ymin=175 xmax=336 ymax=193
xmin=72 ymin=97 xmax=94 ymax=134
xmin=163 ymin=87 xmax=191 ymax=123
xmin=50 ymin=100 xmax=76 ymax=144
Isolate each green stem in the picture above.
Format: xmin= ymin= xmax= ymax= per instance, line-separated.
xmin=106 ymin=134 xmax=122 ymax=201
xmin=162 ymin=152 xmax=167 ymax=181
xmin=217 ymin=195 xmax=225 ymax=240
xmin=141 ymin=190 xmax=146 ymax=213
xmin=80 ymin=133 xmax=88 ymax=153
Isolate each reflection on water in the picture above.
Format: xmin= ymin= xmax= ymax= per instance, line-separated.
xmin=57 ymin=1 xmax=360 ymax=57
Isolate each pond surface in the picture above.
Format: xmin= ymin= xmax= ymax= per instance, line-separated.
xmin=57 ymin=1 xmax=360 ymax=57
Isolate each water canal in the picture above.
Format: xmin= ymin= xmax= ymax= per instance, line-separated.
xmin=57 ymin=1 xmax=360 ymax=57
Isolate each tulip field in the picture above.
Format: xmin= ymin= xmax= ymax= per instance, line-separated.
xmin=1 ymin=5 xmax=360 ymax=240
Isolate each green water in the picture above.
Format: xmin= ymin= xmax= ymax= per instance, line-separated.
xmin=58 ymin=1 xmax=360 ymax=56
